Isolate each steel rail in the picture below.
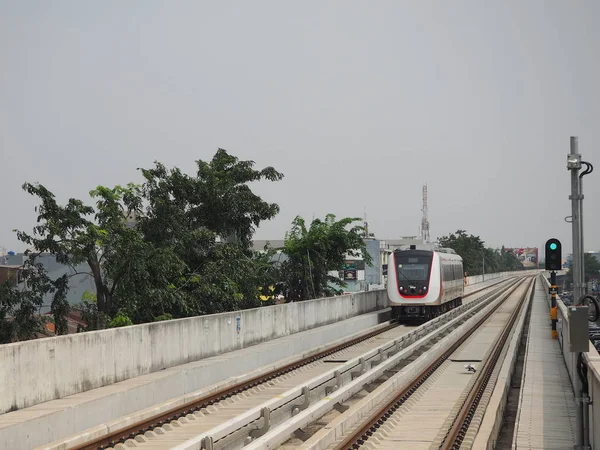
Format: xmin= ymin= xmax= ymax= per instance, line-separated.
xmin=439 ymin=277 xmax=535 ymax=449
xmin=74 ymin=323 xmax=399 ymax=450
xmin=330 ymin=276 xmax=531 ymax=450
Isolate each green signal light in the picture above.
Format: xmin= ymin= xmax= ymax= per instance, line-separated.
xmin=550 ymin=243 xmax=557 ymax=250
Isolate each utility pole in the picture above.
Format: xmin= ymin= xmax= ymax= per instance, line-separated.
xmin=568 ymin=137 xmax=585 ymax=303
xmin=566 ymin=136 xmax=594 ymax=449
xmin=421 ymin=184 xmax=430 ymax=243
xmin=482 ymin=255 xmax=485 ymax=282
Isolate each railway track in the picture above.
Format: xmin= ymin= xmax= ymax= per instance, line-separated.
xmin=70 ymin=324 xmax=406 ymax=450
xmin=50 ymin=277 xmax=521 ymax=450
xmin=279 ymin=276 xmax=535 ymax=450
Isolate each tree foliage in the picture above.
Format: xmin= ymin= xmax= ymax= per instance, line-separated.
xmin=14 ymin=182 xmax=142 ymax=320
xmin=279 ymin=214 xmax=372 ymax=301
xmin=0 ymin=255 xmax=69 ymax=343
xmin=11 ymin=148 xmax=285 ymax=334
xmin=437 ymin=230 xmax=523 ymax=275
xmin=131 ymin=149 xmax=285 ymax=318
xmin=108 ymin=312 xmax=134 ymax=328
xmin=565 ymin=253 xmax=600 ymax=285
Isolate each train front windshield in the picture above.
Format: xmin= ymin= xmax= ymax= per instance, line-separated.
xmin=395 ymin=253 xmax=431 ymax=282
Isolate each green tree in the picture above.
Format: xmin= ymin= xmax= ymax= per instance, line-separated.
xmin=438 ymin=230 xmax=486 ymax=275
xmin=437 ymin=230 xmax=524 ymax=275
xmin=483 ymin=247 xmax=500 ymax=274
xmin=76 ymin=290 xmax=109 ymax=331
xmin=134 ymin=148 xmax=284 ymax=316
xmin=108 ymin=312 xmax=134 ymax=328
xmin=252 ymin=245 xmax=283 ymax=305
xmin=15 ymin=182 xmax=143 ymax=318
xmin=279 ymin=214 xmax=372 ymax=301
xmin=586 ymin=254 xmax=600 ymax=280
xmin=13 ymin=148 xmax=284 ymax=332
xmin=565 ymin=253 xmax=600 ymax=285
xmin=138 ymin=148 xmax=283 ymax=249
xmin=0 ymin=255 xmax=69 ymax=343
xmin=499 ymin=246 xmax=524 ymax=271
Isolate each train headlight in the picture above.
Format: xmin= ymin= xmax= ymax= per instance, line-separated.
xmin=423 ymin=286 xmax=427 ymax=291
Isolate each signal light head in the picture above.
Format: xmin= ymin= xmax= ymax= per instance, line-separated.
xmin=545 ymin=238 xmax=562 ymax=271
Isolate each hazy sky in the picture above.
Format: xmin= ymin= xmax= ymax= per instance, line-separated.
xmin=1 ymin=1 xmax=599 ymax=256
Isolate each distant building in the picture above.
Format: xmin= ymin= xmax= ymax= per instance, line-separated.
xmin=124 ymin=211 xmax=140 ymax=228
xmin=0 ymin=265 xmax=23 ymax=287
xmin=333 ymin=238 xmax=389 ymax=292
xmin=42 ymin=309 xmax=88 ymax=335
xmin=565 ymin=253 xmax=573 ymax=269
xmin=382 ymin=236 xmax=425 ymax=250
xmin=252 ymin=240 xmax=285 ymax=251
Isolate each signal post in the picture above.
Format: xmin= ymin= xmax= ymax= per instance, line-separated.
xmin=545 ymin=238 xmax=561 ymax=339
xmin=549 ymin=272 xmax=558 ymax=339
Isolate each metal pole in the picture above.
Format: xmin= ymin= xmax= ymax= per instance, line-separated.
xmin=583 ymin=392 xmax=590 ymax=449
xmin=569 ymin=137 xmax=584 ymax=302
xmin=550 ymin=271 xmax=557 ymax=339
xmin=568 ymin=136 xmax=585 ymax=448
xmin=580 ymin=166 xmax=587 ymax=297
xmin=482 ymin=255 xmax=485 ymax=282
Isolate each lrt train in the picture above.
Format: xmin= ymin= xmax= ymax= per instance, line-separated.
xmin=387 ymin=245 xmax=464 ymax=320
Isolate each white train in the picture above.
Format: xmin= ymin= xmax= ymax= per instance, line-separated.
xmin=387 ymin=245 xmax=464 ymax=320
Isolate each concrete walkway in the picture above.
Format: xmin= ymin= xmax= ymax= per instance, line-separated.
xmin=513 ymin=280 xmax=577 ymax=449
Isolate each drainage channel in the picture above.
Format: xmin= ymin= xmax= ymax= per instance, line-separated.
xmin=495 ymin=278 xmax=535 ymax=449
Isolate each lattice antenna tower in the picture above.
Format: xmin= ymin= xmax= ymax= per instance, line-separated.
xmin=421 ymin=184 xmax=430 ymax=243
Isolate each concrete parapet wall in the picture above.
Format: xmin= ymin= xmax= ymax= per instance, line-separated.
xmin=465 ymin=269 xmax=539 ymax=286
xmin=0 ymin=289 xmax=386 ymax=415
xmin=0 ymin=269 xmax=533 ymax=416
xmin=0 ymin=310 xmax=390 ymax=449
xmin=585 ymin=351 xmax=600 ymax=449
